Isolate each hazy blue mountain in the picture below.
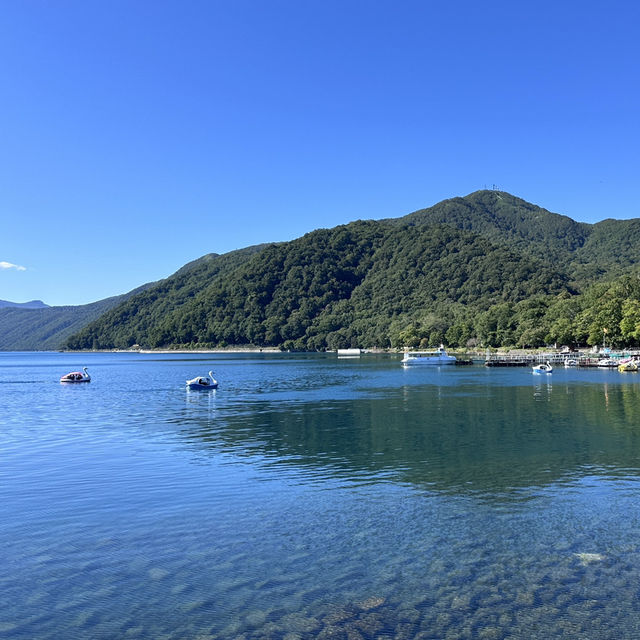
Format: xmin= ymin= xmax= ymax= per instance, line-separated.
xmin=0 ymin=287 xmax=154 ymax=351
xmin=0 ymin=299 xmax=50 ymax=309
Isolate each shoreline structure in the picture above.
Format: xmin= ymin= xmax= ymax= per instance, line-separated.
xmin=63 ymin=346 xmax=636 ymax=358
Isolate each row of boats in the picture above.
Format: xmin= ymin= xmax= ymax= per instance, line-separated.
xmin=556 ymin=358 xmax=639 ymax=372
xmin=533 ymin=359 xmax=640 ymax=374
xmin=60 ymin=367 xmax=219 ymax=389
xmin=401 ymin=346 xmax=640 ymax=373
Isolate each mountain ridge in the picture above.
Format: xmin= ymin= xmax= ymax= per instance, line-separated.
xmin=8 ymin=190 xmax=640 ymax=351
xmin=66 ymin=191 xmax=595 ymax=351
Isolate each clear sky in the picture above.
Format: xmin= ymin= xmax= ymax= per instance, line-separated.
xmin=2 ymin=0 xmax=639 ymax=306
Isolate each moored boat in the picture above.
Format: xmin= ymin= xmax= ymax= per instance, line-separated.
xmin=60 ymin=367 xmax=91 ymax=383
xmin=186 ymin=371 xmax=218 ymax=390
xmin=402 ymin=345 xmax=456 ymax=365
xmin=618 ymin=360 xmax=638 ymax=372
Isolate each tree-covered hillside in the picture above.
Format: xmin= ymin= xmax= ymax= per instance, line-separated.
xmin=50 ymin=190 xmax=640 ymax=351
xmin=397 ymin=191 xmax=590 ymax=266
xmin=65 ymin=245 xmax=267 ymax=350
xmin=66 ymin=215 xmax=573 ymax=351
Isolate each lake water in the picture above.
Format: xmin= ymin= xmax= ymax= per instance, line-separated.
xmin=3 ymin=351 xmax=640 ymax=639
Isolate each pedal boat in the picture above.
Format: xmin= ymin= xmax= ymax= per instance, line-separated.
xmin=186 ymin=371 xmax=218 ymax=390
xmin=60 ymin=367 xmax=91 ymax=383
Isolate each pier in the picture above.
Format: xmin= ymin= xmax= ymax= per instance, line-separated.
xmin=483 ymin=351 xmax=640 ymax=367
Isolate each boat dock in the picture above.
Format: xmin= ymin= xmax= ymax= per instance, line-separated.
xmin=484 ymin=357 xmax=530 ymax=367
xmin=483 ymin=352 xmax=640 ymax=367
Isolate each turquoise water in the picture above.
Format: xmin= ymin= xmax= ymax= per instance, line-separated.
xmin=3 ymin=352 xmax=640 ymax=639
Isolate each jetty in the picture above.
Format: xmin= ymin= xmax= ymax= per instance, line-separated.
xmin=484 ymin=356 xmax=530 ymax=367
xmin=483 ymin=350 xmax=640 ymax=367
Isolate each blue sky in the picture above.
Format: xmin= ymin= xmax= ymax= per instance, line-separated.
xmin=2 ymin=0 xmax=639 ymax=305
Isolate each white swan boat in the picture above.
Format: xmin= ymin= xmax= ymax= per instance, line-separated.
xmin=532 ymin=362 xmax=553 ymax=374
xmin=402 ymin=345 xmax=456 ymax=365
xmin=186 ymin=371 xmax=218 ymax=390
xmin=597 ymin=358 xmax=618 ymax=368
xmin=60 ymin=367 xmax=91 ymax=383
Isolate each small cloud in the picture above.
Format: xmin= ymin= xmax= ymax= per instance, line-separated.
xmin=0 ymin=261 xmax=26 ymax=271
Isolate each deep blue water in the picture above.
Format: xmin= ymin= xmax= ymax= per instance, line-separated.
xmin=3 ymin=351 xmax=640 ymax=639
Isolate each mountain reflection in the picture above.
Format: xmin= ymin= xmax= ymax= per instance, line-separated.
xmin=176 ymin=376 xmax=640 ymax=495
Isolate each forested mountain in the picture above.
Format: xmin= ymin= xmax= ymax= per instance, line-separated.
xmin=573 ymin=218 xmax=640 ymax=278
xmin=397 ymin=191 xmax=590 ymax=266
xmin=397 ymin=192 xmax=640 ymax=285
xmin=65 ymin=245 xmax=267 ymax=350
xmin=73 ymin=221 xmax=568 ymax=351
xmin=25 ymin=190 xmax=640 ymax=351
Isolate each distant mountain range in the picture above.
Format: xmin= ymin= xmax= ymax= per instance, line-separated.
xmin=0 ymin=299 xmax=49 ymax=309
xmin=60 ymin=190 xmax=640 ymax=352
xmin=0 ymin=286 xmax=154 ymax=351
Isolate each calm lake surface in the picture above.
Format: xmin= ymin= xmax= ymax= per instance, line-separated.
xmin=3 ymin=351 xmax=640 ymax=639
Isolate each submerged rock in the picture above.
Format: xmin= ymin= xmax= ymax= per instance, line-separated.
xmin=148 ymin=567 xmax=169 ymax=580
xmin=575 ymin=552 xmax=605 ymax=565
xmin=355 ymin=596 xmax=385 ymax=611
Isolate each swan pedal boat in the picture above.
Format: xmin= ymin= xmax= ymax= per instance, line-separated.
xmin=60 ymin=367 xmax=91 ymax=383
xmin=532 ymin=362 xmax=553 ymax=374
xmin=186 ymin=371 xmax=218 ymax=390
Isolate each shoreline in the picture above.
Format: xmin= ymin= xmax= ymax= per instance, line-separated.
xmin=136 ymin=348 xmax=283 ymax=354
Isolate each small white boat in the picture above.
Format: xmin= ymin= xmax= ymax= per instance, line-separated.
xmin=186 ymin=371 xmax=218 ymax=390
xmin=337 ymin=348 xmax=361 ymax=356
xmin=402 ymin=345 xmax=456 ymax=365
xmin=532 ymin=362 xmax=553 ymax=374
xmin=60 ymin=367 xmax=91 ymax=383
xmin=597 ymin=358 xmax=618 ymax=368
xmin=564 ymin=359 xmax=579 ymax=367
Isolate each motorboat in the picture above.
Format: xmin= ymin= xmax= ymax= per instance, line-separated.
xmin=564 ymin=359 xmax=579 ymax=367
xmin=597 ymin=358 xmax=618 ymax=368
xmin=60 ymin=367 xmax=91 ymax=383
xmin=402 ymin=345 xmax=457 ymax=365
xmin=186 ymin=371 xmax=218 ymax=390
xmin=532 ymin=362 xmax=553 ymax=374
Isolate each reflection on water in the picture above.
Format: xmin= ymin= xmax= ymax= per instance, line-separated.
xmin=3 ymin=352 xmax=640 ymax=639
xmin=532 ymin=378 xmax=552 ymax=401
xmin=177 ymin=372 xmax=640 ymax=497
